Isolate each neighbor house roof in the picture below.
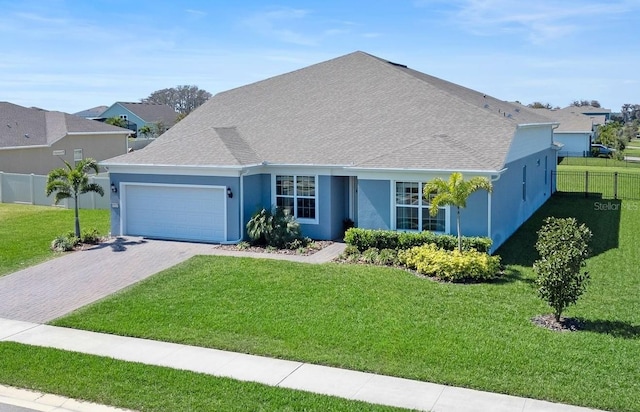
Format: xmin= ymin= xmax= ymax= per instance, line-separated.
xmin=558 ymin=106 xmax=609 ymax=125
xmin=1 ymin=102 xmax=131 ymax=149
xmin=521 ymin=106 xmax=595 ymax=133
xmin=103 ymin=51 xmax=554 ymax=172
xmin=74 ymin=105 xmax=108 ymax=119
xmin=103 ymin=102 xmax=178 ymax=126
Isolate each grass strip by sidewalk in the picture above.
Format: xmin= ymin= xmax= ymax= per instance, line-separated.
xmin=52 ymin=197 xmax=640 ymax=412
xmin=0 ymin=204 xmax=109 ymax=276
xmin=0 ymin=342 xmax=403 ymax=412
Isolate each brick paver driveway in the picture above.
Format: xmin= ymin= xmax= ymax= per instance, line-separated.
xmin=0 ymin=237 xmax=345 ymax=323
xmin=0 ymin=238 xmax=218 ymax=323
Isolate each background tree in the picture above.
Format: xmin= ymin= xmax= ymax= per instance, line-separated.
xmin=46 ymin=159 xmax=104 ymax=237
xmin=570 ymin=99 xmax=600 ymax=107
xmin=138 ymin=124 xmax=153 ymax=138
xmin=533 ymin=217 xmax=592 ymax=321
xmin=621 ymin=103 xmax=640 ymax=123
xmin=142 ymin=85 xmax=212 ymax=115
xmin=596 ymin=121 xmax=624 ymax=150
xmin=424 ymin=172 xmax=493 ymax=252
xmin=105 ymin=117 xmax=127 ymax=128
xmin=527 ymin=101 xmax=553 ymax=109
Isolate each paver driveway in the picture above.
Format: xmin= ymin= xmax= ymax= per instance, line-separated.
xmin=0 ymin=237 xmax=345 ymax=323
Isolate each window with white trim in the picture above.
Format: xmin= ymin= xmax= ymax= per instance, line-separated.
xmin=276 ymin=175 xmax=316 ymax=220
xmin=395 ymin=182 xmax=446 ymax=232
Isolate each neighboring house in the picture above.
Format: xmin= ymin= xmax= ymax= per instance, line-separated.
xmin=559 ymin=106 xmax=611 ymax=124
xmin=102 ymin=51 xmax=559 ymax=252
xmin=0 ymin=102 xmax=131 ymax=175
xmin=74 ymin=106 xmax=108 ymax=120
xmin=525 ymin=107 xmax=595 ymax=157
xmin=98 ymin=102 xmax=178 ymax=136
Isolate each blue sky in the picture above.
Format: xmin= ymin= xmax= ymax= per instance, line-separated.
xmin=2 ymin=0 xmax=638 ymax=114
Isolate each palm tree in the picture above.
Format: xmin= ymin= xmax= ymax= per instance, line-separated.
xmin=424 ymin=172 xmax=493 ymax=252
xmin=46 ymin=158 xmax=105 ymax=237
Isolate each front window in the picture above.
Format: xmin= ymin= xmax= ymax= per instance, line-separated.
xmin=276 ymin=175 xmax=316 ymax=221
xmin=395 ymin=182 xmax=445 ymax=232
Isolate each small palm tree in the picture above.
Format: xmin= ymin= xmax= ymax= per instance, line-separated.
xmin=46 ymin=158 xmax=104 ymax=237
xmin=424 ymin=172 xmax=493 ymax=252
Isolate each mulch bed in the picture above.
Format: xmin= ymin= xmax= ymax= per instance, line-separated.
xmin=217 ymin=241 xmax=334 ymax=256
xmin=531 ymin=314 xmax=583 ymax=332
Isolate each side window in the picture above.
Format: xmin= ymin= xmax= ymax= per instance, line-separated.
xmin=74 ymin=148 xmax=83 ymax=166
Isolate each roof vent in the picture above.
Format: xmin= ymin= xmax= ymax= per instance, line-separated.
xmin=483 ymin=104 xmax=489 ymax=109
xmin=24 ymin=134 xmax=29 ymax=138
xmin=507 ymin=113 xmax=513 ymax=118
xmin=515 ymin=108 xmax=520 ymax=112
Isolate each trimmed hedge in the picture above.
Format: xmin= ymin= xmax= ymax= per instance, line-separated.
xmin=344 ymin=228 xmax=492 ymax=253
xmin=398 ymin=244 xmax=502 ymax=282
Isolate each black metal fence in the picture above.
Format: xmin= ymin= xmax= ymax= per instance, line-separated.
xmin=552 ymin=170 xmax=640 ymax=200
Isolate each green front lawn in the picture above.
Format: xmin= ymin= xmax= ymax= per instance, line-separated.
xmin=0 ymin=342 xmax=400 ymax=412
xmin=0 ymin=204 xmax=110 ymax=276
xmin=51 ymin=196 xmax=640 ymax=412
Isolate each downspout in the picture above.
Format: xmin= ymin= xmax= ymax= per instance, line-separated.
xmin=221 ymin=170 xmax=246 ymax=244
xmin=487 ymin=172 xmax=503 ymax=252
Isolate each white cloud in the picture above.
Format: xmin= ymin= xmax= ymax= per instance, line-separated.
xmin=242 ymin=7 xmax=318 ymax=46
xmin=428 ymin=0 xmax=638 ymax=44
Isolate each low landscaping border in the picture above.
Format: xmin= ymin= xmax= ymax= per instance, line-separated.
xmin=343 ymin=228 xmax=492 ymax=253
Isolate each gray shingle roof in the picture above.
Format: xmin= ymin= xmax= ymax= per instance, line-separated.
xmin=1 ymin=102 xmax=131 ymax=149
xmin=74 ymin=106 xmax=108 ymax=119
xmin=523 ymin=106 xmax=594 ymax=133
xmin=104 ymin=51 xmax=554 ymax=172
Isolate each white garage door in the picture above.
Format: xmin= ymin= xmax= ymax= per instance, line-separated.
xmin=124 ymin=184 xmax=226 ymax=242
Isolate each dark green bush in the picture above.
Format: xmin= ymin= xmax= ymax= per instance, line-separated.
xmin=246 ymin=207 xmax=306 ymax=249
xmin=533 ymin=217 xmax=592 ymax=321
xmin=80 ymin=228 xmax=102 ymax=244
xmin=376 ymin=248 xmax=399 ymax=266
xmin=344 ymin=228 xmax=491 ymax=253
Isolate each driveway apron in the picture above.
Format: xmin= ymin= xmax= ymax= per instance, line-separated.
xmin=0 ymin=238 xmax=219 ymax=323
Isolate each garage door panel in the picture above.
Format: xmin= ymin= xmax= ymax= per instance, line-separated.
xmin=124 ymin=185 xmax=225 ymax=242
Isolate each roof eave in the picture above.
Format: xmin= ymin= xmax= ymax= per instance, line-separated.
xmin=517 ymin=122 xmax=559 ymax=128
xmin=67 ymin=131 xmax=132 ymax=136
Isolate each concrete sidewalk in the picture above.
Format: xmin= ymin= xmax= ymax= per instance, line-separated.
xmin=0 ymin=319 xmax=603 ymax=412
xmin=0 ymin=384 xmax=134 ymax=412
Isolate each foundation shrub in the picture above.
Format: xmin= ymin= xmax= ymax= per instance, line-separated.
xmin=399 ymin=244 xmax=501 ymax=282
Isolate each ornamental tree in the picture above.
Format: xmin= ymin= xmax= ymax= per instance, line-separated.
xmin=423 ymin=172 xmax=493 ymax=253
xmin=533 ymin=217 xmax=592 ymax=321
xmin=45 ymin=158 xmax=104 ymax=237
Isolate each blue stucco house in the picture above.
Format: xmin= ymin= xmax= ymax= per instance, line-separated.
xmin=102 ymin=51 xmax=559 ymax=252
xmin=98 ymin=102 xmax=178 ymax=136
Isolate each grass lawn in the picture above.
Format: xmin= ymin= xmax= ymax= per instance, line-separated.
xmin=0 ymin=204 xmax=109 ymax=276
xmin=555 ymin=166 xmax=640 ymax=199
xmin=49 ymin=196 xmax=640 ymax=412
xmin=624 ymin=147 xmax=640 ymax=157
xmin=559 ymin=156 xmax=640 ymax=169
xmin=0 ymin=342 xmax=401 ymax=412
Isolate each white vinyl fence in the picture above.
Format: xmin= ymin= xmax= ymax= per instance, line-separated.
xmin=0 ymin=172 xmax=110 ymax=210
